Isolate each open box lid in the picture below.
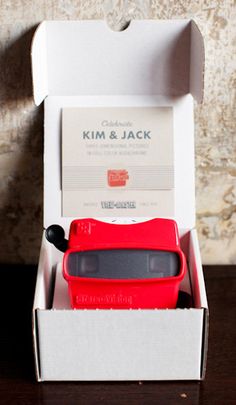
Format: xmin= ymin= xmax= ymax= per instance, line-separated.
xmin=31 ymin=20 xmax=204 ymax=105
xmin=31 ymin=20 xmax=204 ymax=230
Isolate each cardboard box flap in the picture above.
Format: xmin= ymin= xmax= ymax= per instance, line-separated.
xmin=190 ymin=21 xmax=205 ymax=103
xmin=31 ymin=20 xmax=204 ymax=105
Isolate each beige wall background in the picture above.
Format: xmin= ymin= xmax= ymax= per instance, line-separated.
xmin=0 ymin=0 xmax=235 ymax=264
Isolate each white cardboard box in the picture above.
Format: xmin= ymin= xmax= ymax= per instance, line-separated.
xmin=31 ymin=20 xmax=208 ymax=381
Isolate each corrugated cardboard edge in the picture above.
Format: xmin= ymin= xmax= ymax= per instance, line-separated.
xmin=32 ymin=234 xmax=54 ymax=382
xmin=32 ymin=239 xmax=44 ymax=382
xmin=190 ymin=20 xmax=205 ymax=103
xmin=32 ymin=309 xmax=41 ymax=381
xmin=189 ymin=229 xmax=209 ymax=380
xmin=201 ymin=307 xmax=209 ymax=380
xmin=31 ymin=21 xmax=48 ymax=106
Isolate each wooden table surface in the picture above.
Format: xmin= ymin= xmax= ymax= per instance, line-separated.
xmin=0 ymin=265 xmax=235 ymax=405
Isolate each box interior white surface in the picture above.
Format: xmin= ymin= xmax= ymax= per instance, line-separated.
xmin=31 ymin=19 xmax=208 ymax=381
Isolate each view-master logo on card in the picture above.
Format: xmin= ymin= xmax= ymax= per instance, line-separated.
xmin=107 ymin=169 xmax=129 ymax=187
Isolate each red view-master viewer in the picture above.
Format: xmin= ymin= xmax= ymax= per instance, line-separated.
xmin=46 ymin=218 xmax=187 ymax=309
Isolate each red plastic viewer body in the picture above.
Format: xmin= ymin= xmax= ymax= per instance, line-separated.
xmin=63 ymin=218 xmax=187 ymax=309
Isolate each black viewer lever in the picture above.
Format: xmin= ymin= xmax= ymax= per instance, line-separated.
xmin=45 ymin=225 xmax=68 ymax=253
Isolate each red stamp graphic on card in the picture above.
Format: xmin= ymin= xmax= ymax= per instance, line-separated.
xmin=107 ymin=169 xmax=129 ymax=187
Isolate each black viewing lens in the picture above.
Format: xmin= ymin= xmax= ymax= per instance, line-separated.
xmin=80 ymin=255 xmax=98 ymax=274
xmin=67 ymin=250 xmax=180 ymax=279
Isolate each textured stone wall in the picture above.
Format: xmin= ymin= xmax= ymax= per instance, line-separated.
xmin=0 ymin=0 xmax=235 ymax=264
